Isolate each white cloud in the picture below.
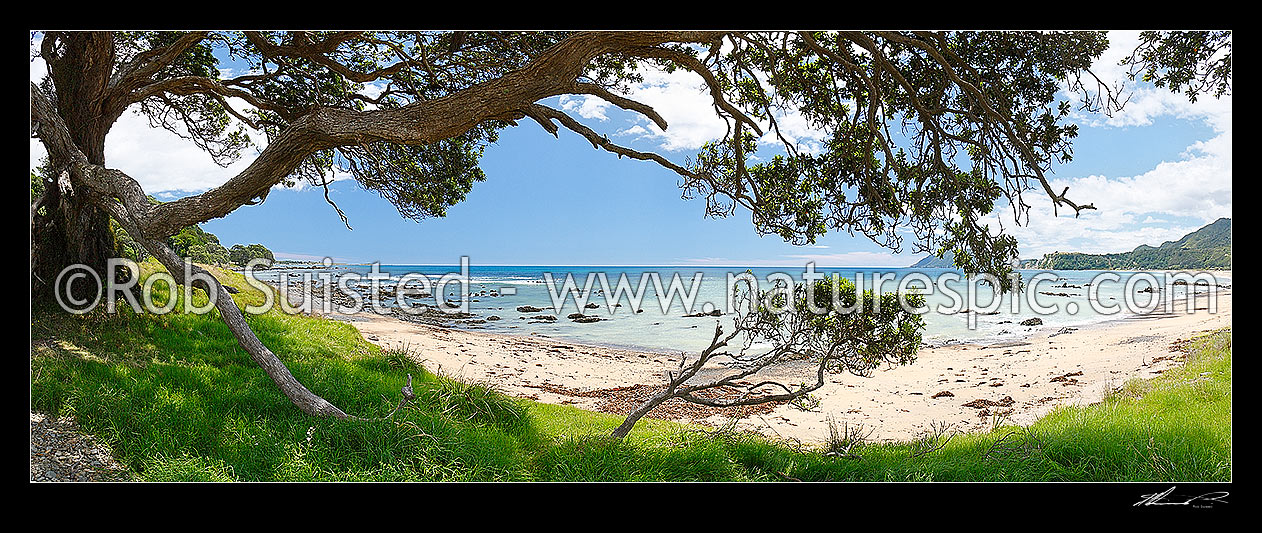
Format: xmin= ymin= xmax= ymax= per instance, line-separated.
xmin=609 ymin=64 xmax=829 ymax=155
xmin=755 ymin=105 xmax=829 ymax=155
xmin=101 ymin=109 xmax=261 ymax=195
xmin=614 ymin=66 xmax=729 ymax=151
xmin=559 ymin=94 xmax=612 ymax=121
xmin=618 ymin=124 xmax=651 ymax=138
xmin=28 ymin=37 xmax=229 ymax=195
xmin=32 ymin=105 xmax=276 ymax=196
xmin=1076 ymin=88 xmax=1232 ymax=133
xmin=985 ymin=207 xmax=1200 ymax=258
xmin=1070 ymin=134 xmax=1231 ymax=219
xmin=984 ymin=126 xmax=1232 ymax=258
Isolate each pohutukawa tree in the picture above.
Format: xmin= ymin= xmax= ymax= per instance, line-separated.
xmin=29 ymin=30 xmax=1230 ymax=420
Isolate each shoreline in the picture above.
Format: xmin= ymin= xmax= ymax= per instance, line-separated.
xmin=267 ymin=276 xmax=1231 ymax=444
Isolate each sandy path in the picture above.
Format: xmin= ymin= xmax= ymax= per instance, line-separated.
xmin=281 ymin=279 xmax=1231 ymax=443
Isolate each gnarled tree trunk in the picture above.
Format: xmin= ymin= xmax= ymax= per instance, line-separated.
xmin=31 ymin=32 xmax=120 ymax=305
xmin=31 ymin=182 xmax=116 ymax=303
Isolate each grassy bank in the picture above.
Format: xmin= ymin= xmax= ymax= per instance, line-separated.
xmin=30 ymin=260 xmax=1231 ymax=481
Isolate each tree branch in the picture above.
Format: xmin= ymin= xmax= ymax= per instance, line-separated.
xmin=628 ymin=46 xmax=765 ymax=138
xmin=524 ymin=104 xmax=697 ymax=178
xmin=124 ymin=31 xmax=724 ymax=238
xmin=569 ymin=81 xmax=669 ymax=131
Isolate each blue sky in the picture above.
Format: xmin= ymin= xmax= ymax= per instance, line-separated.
xmin=30 ymin=31 xmax=1232 ymax=266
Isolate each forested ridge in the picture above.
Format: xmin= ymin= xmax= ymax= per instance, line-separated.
xmin=1031 ymin=218 xmax=1231 ymax=270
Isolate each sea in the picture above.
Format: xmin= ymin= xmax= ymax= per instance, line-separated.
xmin=247 ymin=265 xmax=1231 ymax=354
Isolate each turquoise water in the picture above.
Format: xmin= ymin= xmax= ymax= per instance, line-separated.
xmin=250 ymin=265 xmax=1230 ymax=353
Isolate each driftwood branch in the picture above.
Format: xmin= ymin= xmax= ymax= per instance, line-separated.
xmin=611 ymin=278 xmax=923 ymax=438
xmin=383 ymin=374 xmax=416 ymax=420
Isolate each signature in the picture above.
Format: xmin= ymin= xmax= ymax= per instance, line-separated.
xmin=1135 ymin=486 xmax=1229 ymax=508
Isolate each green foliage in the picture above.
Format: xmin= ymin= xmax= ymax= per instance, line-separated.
xmin=30 ymin=171 xmax=45 ymax=204
xmin=1125 ymin=31 xmax=1231 ymax=103
xmin=97 ymin=207 xmax=265 ymax=267
xmin=187 ymin=242 xmax=229 ymax=266
xmin=229 ymin=243 xmax=275 ymax=267
xmin=678 ymin=32 xmax=1116 ymax=289
xmin=111 ymin=219 xmax=148 ymax=262
xmin=167 ymin=225 xmax=220 ymax=258
xmin=225 ymin=31 xmax=562 ymax=217
xmin=741 ymin=275 xmax=925 ymax=378
xmin=34 ymin=30 xmax=1237 ymax=309
xmin=337 ymin=134 xmax=491 ymax=221
xmin=32 ymin=32 xmax=1235 ymax=481
xmin=116 ymin=31 xmax=252 ymax=166
xmin=31 ymin=158 xmax=55 ymax=212
xmin=165 ymin=223 xmax=273 ymax=267
xmin=36 ymin=31 xmax=1231 ymax=292
xmin=1035 ymin=218 xmax=1231 ymax=270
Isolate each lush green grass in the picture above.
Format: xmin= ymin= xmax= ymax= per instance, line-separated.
xmin=30 ymin=261 xmax=1231 ymax=481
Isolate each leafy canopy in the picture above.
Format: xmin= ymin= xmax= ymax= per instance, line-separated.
xmin=32 ymin=31 xmax=1230 ymax=290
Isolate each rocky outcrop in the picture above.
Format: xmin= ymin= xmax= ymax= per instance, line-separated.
xmin=684 ymin=309 xmax=723 ymax=317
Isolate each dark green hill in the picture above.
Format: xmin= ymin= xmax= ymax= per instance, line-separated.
xmin=1032 ymin=218 xmax=1231 ymax=270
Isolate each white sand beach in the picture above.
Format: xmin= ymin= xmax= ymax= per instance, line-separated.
xmin=279 ymin=277 xmax=1231 ymax=443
